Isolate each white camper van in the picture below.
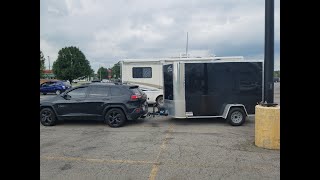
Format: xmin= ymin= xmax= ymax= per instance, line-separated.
xmin=119 ymin=56 xmax=244 ymax=105
xmin=120 ymin=56 xmax=244 ymax=88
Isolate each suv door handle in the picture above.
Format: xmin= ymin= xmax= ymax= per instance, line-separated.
xmin=103 ymin=98 xmax=110 ymax=100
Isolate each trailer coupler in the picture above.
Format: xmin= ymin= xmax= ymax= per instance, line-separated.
xmin=147 ymin=104 xmax=168 ymax=117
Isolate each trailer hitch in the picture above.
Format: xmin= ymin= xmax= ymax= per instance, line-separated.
xmin=148 ymin=104 xmax=168 ymax=117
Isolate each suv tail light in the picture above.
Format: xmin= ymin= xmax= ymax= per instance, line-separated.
xmin=131 ymin=94 xmax=141 ymax=100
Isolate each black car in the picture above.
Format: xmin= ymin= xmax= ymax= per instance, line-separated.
xmin=40 ymin=83 xmax=148 ymax=127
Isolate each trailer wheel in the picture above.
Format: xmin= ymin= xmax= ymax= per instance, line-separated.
xmin=227 ymin=107 xmax=246 ymax=126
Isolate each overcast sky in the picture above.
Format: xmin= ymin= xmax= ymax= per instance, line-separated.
xmin=40 ymin=0 xmax=280 ymax=72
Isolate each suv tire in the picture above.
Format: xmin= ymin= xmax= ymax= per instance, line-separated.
xmin=40 ymin=108 xmax=57 ymax=126
xmin=105 ymin=108 xmax=126 ymax=128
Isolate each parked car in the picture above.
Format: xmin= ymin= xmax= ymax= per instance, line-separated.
xmin=40 ymin=80 xmax=72 ymax=95
xmin=40 ymin=83 xmax=148 ymax=127
xmin=101 ymin=79 xmax=110 ymax=83
xmin=139 ymin=87 xmax=163 ymax=106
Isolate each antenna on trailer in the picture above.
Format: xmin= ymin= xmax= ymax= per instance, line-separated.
xmin=186 ymin=32 xmax=188 ymax=58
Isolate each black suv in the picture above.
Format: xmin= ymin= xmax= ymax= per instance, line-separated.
xmin=40 ymin=83 xmax=148 ymax=127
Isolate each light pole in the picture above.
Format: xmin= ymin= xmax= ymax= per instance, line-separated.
xmin=99 ymin=65 xmax=102 ymax=80
xmin=47 ymin=56 xmax=50 ymax=70
xmin=69 ymin=50 xmax=73 ymax=84
xmin=263 ymin=0 xmax=274 ymax=104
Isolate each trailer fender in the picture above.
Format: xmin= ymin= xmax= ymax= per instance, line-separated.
xmin=222 ymin=104 xmax=248 ymax=119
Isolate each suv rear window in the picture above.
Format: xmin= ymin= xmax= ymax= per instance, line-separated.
xmin=130 ymin=88 xmax=142 ymax=95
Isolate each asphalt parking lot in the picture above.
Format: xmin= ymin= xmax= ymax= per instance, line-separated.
xmin=40 ymin=83 xmax=280 ymax=180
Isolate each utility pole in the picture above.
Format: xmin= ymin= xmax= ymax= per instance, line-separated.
xmin=100 ymin=65 xmax=102 ymax=80
xmin=69 ymin=50 xmax=73 ymax=84
xmin=47 ymin=56 xmax=50 ymax=70
xmin=263 ymin=0 xmax=274 ymax=103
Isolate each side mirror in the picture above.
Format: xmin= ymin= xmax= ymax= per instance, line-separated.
xmin=63 ymin=94 xmax=71 ymax=100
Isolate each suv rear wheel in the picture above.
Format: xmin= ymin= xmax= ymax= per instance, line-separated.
xmin=105 ymin=108 xmax=126 ymax=128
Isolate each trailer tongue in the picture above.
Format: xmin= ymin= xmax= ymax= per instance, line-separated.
xmin=147 ymin=104 xmax=168 ymax=117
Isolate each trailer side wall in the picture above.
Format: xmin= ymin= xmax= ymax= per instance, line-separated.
xmin=184 ymin=62 xmax=263 ymax=116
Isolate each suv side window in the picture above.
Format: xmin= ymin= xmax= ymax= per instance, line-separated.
xmin=49 ymin=82 xmax=57 ymax=86
xmin=44 ymin=81 xmax=55 ymax=86
xmin=88 ymin=86 xmax=110 ymax=97
xmin=110 ymin=87 xmax=126 ymax=96
xmin=67 ymin=87 xmax=88 ymax=99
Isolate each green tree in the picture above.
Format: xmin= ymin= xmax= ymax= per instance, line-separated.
xmin=40 ymin=50 xmax=46 ymax=78
xmin=52 ymin=46 xmax=93 ymax=84
xmin=97 ymin=67 xmax=108 ymax=80
xmin=89 ymin=68 xmax=95 ymax=79
xmin=111 ymin=62 xmax=120 ymax=79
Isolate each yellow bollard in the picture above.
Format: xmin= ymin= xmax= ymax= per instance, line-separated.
xmin=255 ymin=105 xmax=280 ymax=149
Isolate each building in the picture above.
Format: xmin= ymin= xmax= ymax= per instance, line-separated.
xmin=42 ymin=70 xmax=55 ymax=79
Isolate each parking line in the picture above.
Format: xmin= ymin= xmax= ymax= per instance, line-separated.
xmin=148 ymin=124 xmax=174 ymax=180
xmin=41 ymin=156 xmax=155 ymax=165
xmin=41 ymin=155 xmax=273 ymax=170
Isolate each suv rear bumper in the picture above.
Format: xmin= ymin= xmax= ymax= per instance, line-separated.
xmin=127 ymin=102 xmax=148 ymax=120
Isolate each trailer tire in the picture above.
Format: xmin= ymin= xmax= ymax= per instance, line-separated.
xmin=227 ymin=107 xmax=246 ymax=126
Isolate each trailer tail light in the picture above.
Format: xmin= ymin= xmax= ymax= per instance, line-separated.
xmin=131 ymin=94 xmax=141 ymax=100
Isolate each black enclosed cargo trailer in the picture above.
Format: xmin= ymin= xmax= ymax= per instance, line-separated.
xmin=163 ymin=60 xmax=263 ymax=126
